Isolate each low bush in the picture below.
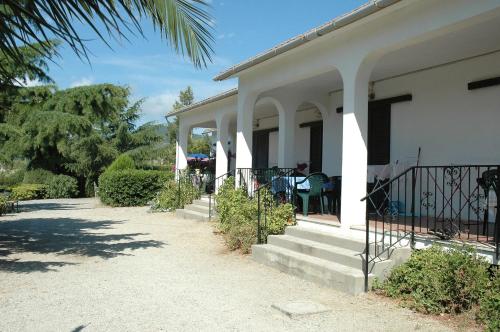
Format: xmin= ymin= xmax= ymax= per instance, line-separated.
xmin=106 ymin=154 xmax=136 ymax=172
xmin=150 ymin=175 xmax=199 ymax=212
xmin=46 ymin=175 xmax=79 ymax=198
xmin=377 ymin=245 xmax=490 ymax=315
xmin=23 ymin=169 xmax=55 ymax=185
xmin=0 ymin=195 xmax=8 ymax=215
xmin=478 ymin=269 xmax=500 ymax=332
xmin=11 ymin=184 xmax=48 ymax=200
xmin=265 ymin=201 xmax=295 ymax=236
xmin=214 ymin=178 xmax=295 ymax=254
xmin=98 ymin=170 xmax=169 ymax=206
xmin=0 ymin=169 xmax=25 ymax=187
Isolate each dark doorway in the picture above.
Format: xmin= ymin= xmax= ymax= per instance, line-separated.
xmin=252 ymin=130 xmax=269 ymax=169
xmin=309 ymin=122 xmax=323 ymax=173
xmin=368 ymin=102 xmax=391 ymax=165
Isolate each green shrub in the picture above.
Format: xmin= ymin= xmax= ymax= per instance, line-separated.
xmin=0 ymin=169 xmax=25 ymax=187
xmin=11 ymin=184 xmax=48 ymax=200
xmin=215 ymin=177 xmax=257 ymax=231
xmin=213 ymin=177 xmax=296 ymax=253
xmin=150 ymin=175 xmax=200 ymax=212
xmin=225 ymin=221 xmax=257 ymax=254
xmin=478 ymin=269 xmax=500 ymax=332
xmin=46 ymin=175 xmax=79 ymax=198
xmin=266 ymin=201 xmax=295 ymax=236
xmin=379 ymin=245 xmax=490 ymax=315
xmin=98 ymin=170 xmax=169 ymax=206
xmin=106 ymin=154 xmax=136 ymax=172
xmin=0 ymin=195 xmax=8 ymax=215
xmin=23 ymin=169 xmax=55 ymax=185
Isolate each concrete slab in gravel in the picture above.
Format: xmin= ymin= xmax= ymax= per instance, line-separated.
xmin=272 ymin=300 xmax=331 ymax=317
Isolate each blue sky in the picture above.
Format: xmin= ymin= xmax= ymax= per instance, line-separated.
xmin=46 ymin=0 xmax=366 ymax=124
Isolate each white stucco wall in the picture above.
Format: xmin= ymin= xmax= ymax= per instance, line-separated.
xmin=376 ymin=51 xmax=500 ymax=166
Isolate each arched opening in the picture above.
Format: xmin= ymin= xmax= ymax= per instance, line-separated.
xmin=252 ymin=97 xmax=282 ymax=169
xmin=186 ymin=120 xmax=217 ymax=173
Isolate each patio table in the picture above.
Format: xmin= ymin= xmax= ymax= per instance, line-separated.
xmin=271 ymin=176 xmax=309 ymax=195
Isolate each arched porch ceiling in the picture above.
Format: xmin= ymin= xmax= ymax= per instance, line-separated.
xmin=253 ymin=14 xmax=500 ymax=98
xmin=371 ymin=14 xmax=500 ymax=81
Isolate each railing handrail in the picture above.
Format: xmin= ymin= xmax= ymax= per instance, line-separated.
xmin=255 ymin=168 xmax=296 ymax=193
xmin=360 ymin=166 xmax=416 ymax=202
xmin=207 ymin=169 xmax=235 ymax=221
xmin=362 ymin=163 xmax=500 ymax=291
xmin=361 ymin=164 xmax=500 ymax=202
xmin=208 ymin=170 xmax=235 ymax=187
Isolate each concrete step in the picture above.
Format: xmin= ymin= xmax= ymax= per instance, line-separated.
xmin=175 ymin=208 xmax=210 ymax=222
xmin=185 ymin=203 xmax=210 ymax=214
xmin=252 ymin=244 xmax=371 ymax=295
xmin=267 ymin=234 xmax=393 ymax=275
xmin=192 ymin=198 xmax=213 ymax=208
xmin=285 ymin=226 xmax=381 ymax=253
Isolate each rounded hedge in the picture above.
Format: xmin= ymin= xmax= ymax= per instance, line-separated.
xmin=106 ymin=154 xmax=136 ymax=172
xmin=47 ymin=175 xmax=79 ymax=198
xmin=98 ymin=170 xmax=171 ymax=206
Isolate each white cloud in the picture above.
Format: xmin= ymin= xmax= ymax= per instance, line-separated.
xmin=70 ymin=76 xmax=94 ymax=88
xmin=138 ymin=80 xmax=237 ymax=124
xmin=141 ymin=92 xmax=178 ymax=118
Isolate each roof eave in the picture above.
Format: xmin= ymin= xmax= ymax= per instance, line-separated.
xmin=165 ymin=88 xmax=238 ymax=118
xmin=213 ymin=0 xmax=401 ymax=81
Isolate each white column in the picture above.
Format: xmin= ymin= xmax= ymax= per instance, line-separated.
xmin=235 ymin=92 xmax=257 ymax=170
xmin=215 ymin=114 xmax=230 ymax=181
xmin=278 ymin=108 xmax=296 ymax=168
xmin=176 ymin=123 xmax=189 ymax=174
xmin=340 ymin=62 xmax=372 ymax=229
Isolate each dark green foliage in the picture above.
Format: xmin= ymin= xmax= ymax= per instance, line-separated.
xmin=106 ymin=154 xmax=136 ymax=172
xmin=23 ymin=169 xmax=55 ymax=185
xmin=98 ymin=170 xmax=170 ymax=206
xmin=1 ymin=84 xmax=164 ymax=195
xmin=378 ymin=245 xmax=490 ymax=315
xmin=189 ymin=133 xmax=211 ymax=156
xmin=478 ymin=269 xmax=500 ymax=332
xmin=11 ymin=184 xmax=48 ymax=200
xmin=46 ymin=175 xmax=79 ymax=198
xmin=0 ymin=169 xmax=25 ymax=187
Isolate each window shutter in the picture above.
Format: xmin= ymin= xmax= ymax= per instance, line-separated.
xmin=368 ymin=102 xmax=391 ymax=165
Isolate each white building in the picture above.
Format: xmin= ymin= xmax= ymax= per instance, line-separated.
xmin=169 ymin=0 xmax=500 ymax=292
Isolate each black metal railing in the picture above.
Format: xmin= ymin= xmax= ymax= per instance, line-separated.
xmin=361 ymin=165 xmax=500 ymax=291
xmin=176 ymin=169 xmax=215 ymax=209
xmin=207 ymin=170 xmax=235 ymax=220
xmin=256 ymin=168 xmax=297 ymax=244
xmin=237 ymin=167 xmax=295 ymax=197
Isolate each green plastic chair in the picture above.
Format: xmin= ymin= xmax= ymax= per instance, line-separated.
xmin=296 ymin=173 xmax=329 ymax=217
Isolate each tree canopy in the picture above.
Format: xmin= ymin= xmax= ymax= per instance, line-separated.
xmin=0 ymin=83 xmax=163 ymax=194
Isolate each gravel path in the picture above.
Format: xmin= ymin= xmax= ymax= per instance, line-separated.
xmin=0 ymin=198 xmax=453 ymax=332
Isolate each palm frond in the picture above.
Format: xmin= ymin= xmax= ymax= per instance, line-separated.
xmin=0 ymin=0 xmax=214 ymax=78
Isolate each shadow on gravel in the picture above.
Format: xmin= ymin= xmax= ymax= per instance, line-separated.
xmin=0 ymin=259 xmax=76 ymax=273
xmin=0 ymin=217 xmax=165 ymax=273
xmin=18 ymin=202 xmax=89 ymax=213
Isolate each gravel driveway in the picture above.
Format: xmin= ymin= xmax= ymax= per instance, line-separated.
xmin=0 ymin=198 xmax=453 ymax=332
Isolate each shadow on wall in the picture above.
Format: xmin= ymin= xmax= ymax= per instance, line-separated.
xmin=0 ymin=217 xmax=166 ymax=274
